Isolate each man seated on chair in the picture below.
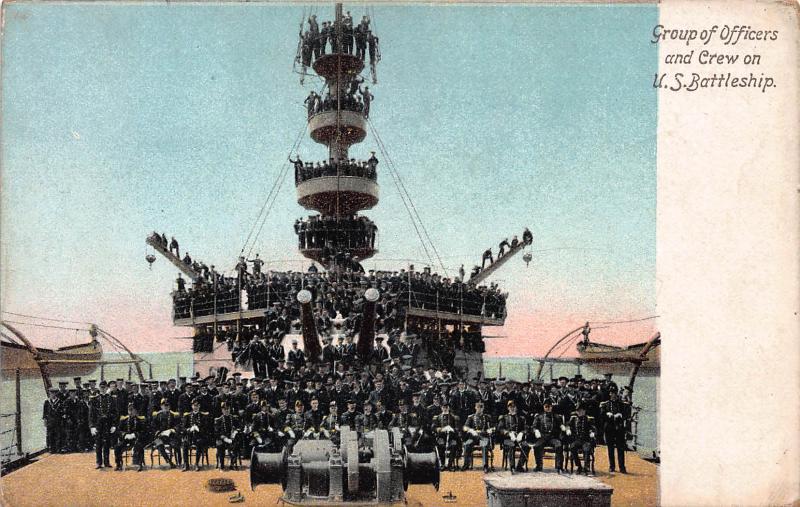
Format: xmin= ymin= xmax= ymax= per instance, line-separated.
xmin=497 ymin=400 xmax=529 ymax=472
xmin=214 ymin=403 xmax=241 ymax=470
xmin=568 ymin=403 xmax=596 ymax=475
xmin=303 ymin=397 xmax=325 ymax=440
xmin=150 ymin=398 xmax=180 ymax=468
xmin=390 ymin=399 xmax=422 ymax=451
xmin=321 ymin=401 xmax=341 ymax=445
xmin=462 ymin=400 xmax=494 ymax=472
xmin=251 ymin=400 xmax=280 ymax=452
xmin=283 ymin=400 xmax=306 ymax=455
xmin=432 ymin=402 xmax=460 ymax=471
xmin=114 ymin=403 xmax=147 ymax=472
xmin=530 ymin=398 xmax=565 ymax=473
xmin=182 ymin=398 xmax=211 ymax=471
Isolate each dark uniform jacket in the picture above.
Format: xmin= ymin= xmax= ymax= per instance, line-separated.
xmin=89 ymin=393 xmax=118 ymax=428
xmin=568 ymin=414 xmax=596 ymax=442
xmin=214 ymin=414 xmax=240 ymax=446
xmin=531 ymin=412 xmax=564 ymax=439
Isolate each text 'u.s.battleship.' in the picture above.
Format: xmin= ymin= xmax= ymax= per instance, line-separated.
xmin=142 ymin=3 xmax=538 ymax=502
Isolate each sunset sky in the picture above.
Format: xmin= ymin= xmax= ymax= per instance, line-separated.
xmin=1 ymin=3 xmax=658 ymax=356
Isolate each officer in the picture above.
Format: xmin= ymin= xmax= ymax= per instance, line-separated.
xmin=182 ymin=398 xmax=210 ymax=471
xmin=462 ymin=401 xmax=494 ymax=472
xmin=150 ymin=398 xmax=180 ymax=468
xmin=432 ymin=402 xmax=460 ymax=471
xmin=321 ymin=401 xmax=341 ymax=445
xmin=63 ymin=389 xmax=82 ymax=452
xmin=303 ymin=397 xmax=325 ymax=439
xmin=43 ymin=388 xmax=64 ymax=453
xmin=390 ymin=399 xmax=420 ymax=450
xmin=283 ymin=400 xmax=306 ymax=454
xmin=497 ymin=400 xmax=528 ymax=472
xmin=288 ymin=339 xmax=307 ymax=370
xmin=89 ymin=380 xmax=118 ymax=469
xmin=214 ymin=403 xmax=241 ymax=470
xmin=568 ymin=403 xmax=597 ymax=474
xmin=530 ymin=398 xmax=565 ymax=473
xmin=599 ymin=386 xmax=630 ymax=473
xmin=251 ymin=400 xmax=279 ymax=452
xmin=115 ymin=403 xmax=147 ymax=472
xmin=340 ymin=398 xmax=360 ymax=429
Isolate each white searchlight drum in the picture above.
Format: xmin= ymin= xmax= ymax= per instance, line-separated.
xmin=364 ymin=288 xmax=380 ymax=302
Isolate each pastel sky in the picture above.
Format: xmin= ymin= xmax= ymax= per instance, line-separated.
xmin=1 ymin=3 xmax=658 ymax=356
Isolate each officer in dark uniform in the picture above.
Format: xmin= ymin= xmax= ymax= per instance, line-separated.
xmin=89 ymin=380 xmax=118 ymax=469
xmin=390 ymin=399 xmax=421 ymax=450
xmin=462 ymin=401 xmax=494 ymax=472
xmin=320 ymin=401 xmax=341 ymax=445
xmin=150 ymin=398 xmax=180 ymax=468
xmin=599 ymin=386 xmax=630 ymax=473
xmin=432 ymin=402 xmax=460 ymax=471
xmin=250 ymin=400 xmax=279 ymax=452
xmin=530 ymin=398 xmax=565 ymax=472
xmin=568 ymin=403 xmax=597 ymax=474
xmin=283 ymin=400 xmax=306 ymax=454
xmin=288 ymin=340 xmax=307 ymax=370
xmin=303 ymin=397 xmax=325 ymax=439
xmin=372 ymin=336 xmax=389 ymax=363
xmin=182 ymin=398 xmax=211 ymax=471
xmin=321 ymin=336 xmax=337 ymax=369
xmin=497 ymin=400 xmax=528 ymax=472
xmin=63 ymin=389 xmax=82 ymax=452
xmin=114 ymin=403 xmax=147 ymax=472
xmin=214 ymin=403 xmax=241 ymax=470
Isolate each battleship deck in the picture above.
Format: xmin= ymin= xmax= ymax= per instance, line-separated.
xmin=0 ymin=446 xmax=657 ymax=507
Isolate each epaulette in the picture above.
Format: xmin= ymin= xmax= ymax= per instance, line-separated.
xmin=171 ymin=411 xmax=180 ymax=416
xmin=152 ymin=411 xmax=159 ymax=417
xmin=201 ymin=411 xmax=210 ymax=415
xmin=137 ymin=415 xmax=146 ymax=420
xmin=587 ymin=416 xmax=595 ymax=421
xmin=120 ymin=415 xmax=129 ymax=420
xmin=183 ymin=412 xmax=191 ymax=416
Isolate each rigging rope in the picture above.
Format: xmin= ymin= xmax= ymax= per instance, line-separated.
xmin=591 ymin=316 xmax=659 ymax=325
xmin=367 ymin=119 xmax=444 ymax=271
xmin=240 ymin=123 xmax=307 ymax=258
xmin=0 ymin=320 xmax=88 ymax=332
xmin=1 ymin=311 xmax=91 ymax=326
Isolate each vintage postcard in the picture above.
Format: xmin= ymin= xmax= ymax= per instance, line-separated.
xmin=0 ymin=1 xmax=797 ymax=506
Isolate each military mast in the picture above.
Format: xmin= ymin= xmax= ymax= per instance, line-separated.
xmin=295 ymin=3 xmax=379 ymax=272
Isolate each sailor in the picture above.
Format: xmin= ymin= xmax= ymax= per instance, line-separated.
xmin=599 ymin=386 xmax=630 ymax=473
xmin=248 ymin=253 xmax=264 ymax=277
xmin=114 ymin=403 xmax=146 ymax=472
xmin=522 ymin=227 xmax=533 ymax=245
xmin=354 ymin=16 xmax=369 ymax=60
xmin=497 ymin=400 xmax=528 ymax=472
xmin=342 ymin=11 xmax=353 ymax=54
xmin=176 ymin=273 xmax=186 ymax=293
xmin=432 ymin=402 xmax=460 ymax=471
xmin=568 ymin=403 xmax=597 ymax=474
xmin=287 ymin=339 xmax=306 ymax=370
xmin=169 ymin=236 xmax=179 ymax=257
xmin=89 ymin=380 xmax=117 ymax=469
xmin=308 ymin=15 xmax=320 ymax=59
xmin=319 ymin=21 xmax=330 ymax=55
xmin=63 ymin=389 xmax=83 ymax=452
xmin=340 ymin=398 xmax=359 ymax=429
xmin=43 ymin=388 xmax=64 ymax=454
xmin=449 ymin=378 xmax=475 ymax=423
xmin=367 ymin=31 xmax=379 ymax=83
xmin=359 ymin=85 xmax=374 ymax=118
xmin=150 ymin=398 xmax=180 ymax=468
xmin=530 ymin=398 xmax=565 ymax=473
xmin=303 ymin=397 xmax=324 ymax=439
xmin=356 ymin=401 xmax=378 ymax=435
xmin=390 ymin=399 xmax=420 ymax=448
xmin=182 ymin=398 xmax=211 ymax=471
xmin=304 ymin=91 xmax=318 ymax=119
xmin=372 ymin=336 xmax=389 ymax=364
xmin=462 ymin=400 xmax=494 ymax=472
xmin=481 ymin=248 xmax=494 ymax=269
xmin=498 ymin=238 xmax=510 ymax=258
xmin=214 ymin=403 xmax=241 ymax=470
xmin=321 ymin=336 xmax=337 ymax=368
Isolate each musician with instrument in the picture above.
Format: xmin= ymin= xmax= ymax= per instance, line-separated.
xmin=181 ymin=398 xmax=211 ymax=471
xmin=150 ymin=398 xmax=181 ymax=468
xmin=214 ymin=403 xmax=242 ymax=470
xmin=432 ymin=401 xmax=460 ymax=471
xmin=462 ymin=400 xmax=494 ymax=472
xmin=114 ymin=403 xmax=148 ymax=472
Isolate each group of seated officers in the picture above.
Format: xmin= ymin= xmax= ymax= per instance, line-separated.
xmin=45 ymin=342 xmax=632 ymax=476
